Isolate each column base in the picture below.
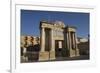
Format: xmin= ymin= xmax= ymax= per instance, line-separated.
xmin=49 ymin=51 xmax=56 ymax=60
xmin=69 ymin=48 xmax=80 ymax=57
xmin=39 ymin=51 xmax=49 ymax=61
xmin=69 ymin=49 xmax=75 ymax=57
xmin=76 ymin=48 xmax=80 ymax=56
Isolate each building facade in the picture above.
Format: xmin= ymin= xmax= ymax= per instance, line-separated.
xmin=39 ymin=21 xmax=80 ymax=61
xmin=21 ymin=21 xmax=80 ymax=62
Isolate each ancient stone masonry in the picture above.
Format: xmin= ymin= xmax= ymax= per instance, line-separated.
xmin=39 ymin=21 xmax=80 ymax=61
xmin=21 ymin=21 xmax=80 ymax=62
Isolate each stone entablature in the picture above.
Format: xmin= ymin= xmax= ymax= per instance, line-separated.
xmin=40 ymin=21 xmax=65 ymax=29
xmin=65 ymin=26 xmax=76 ymax=32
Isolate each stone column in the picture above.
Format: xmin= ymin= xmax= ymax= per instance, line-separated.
xmin=74 ymin=33 xmax=80 ymax=56
xmin=74 ymin=33 xmax=78 ymax=49
xmin=50 ymin=30 xmax=55 ymax=51
xmin=39 ymin=27 xmax=49 ymax=61
xmin=68 ymin=32 xmax=76 ymax=57
xmin=68 ymin=32 xmax=72 ymax=50
xmin=66 ymin=32 xmax=69 ymax=49
xmin=72 ymin=32 xmax=75 ymax=49
xmin=40 ymin=27 xmax=45 ymax=52
xmin=50 ymin=29 xmax=55 ymax=60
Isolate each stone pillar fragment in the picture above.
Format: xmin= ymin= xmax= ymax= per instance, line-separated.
xmin=66 ymin=33 xmax=69 ymax=49
xmin=50 ymin=29 xmax=55 ymax=60
xmin=74 ymin=33 xmax=80 ymax=56
xmin=40 ymin=27 xmax=45 ymax=52
xmin=68 ymin=32 xmax=75 ymax=57
xmin=68 ymin=32 xmax=72 ymax=50
xmin=65 ymin=27 xmax=80 ymax=57
xmin=72 ymin=32 xmax=75 ymax=49
xmin=39 ymin=27 xmax=49 ymax=61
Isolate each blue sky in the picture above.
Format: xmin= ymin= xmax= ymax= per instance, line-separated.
xmin=21 ymin=10 xmax=89 ymax=38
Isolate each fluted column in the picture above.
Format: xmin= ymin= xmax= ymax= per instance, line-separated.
xmin=66 ymin=32 xmax=69 ymax=49
xmin=68 ymin=32 xmax=76 ymax=57
xmin=74 ymin=33 xmax=80 ymax=56
xmin=39 ymin=27 xmax=50 ymax=61
xmin=72 ymin=32 xmax=75 ymax=49
xmin=40 ymin=27 xmax=45 ymax=52
xmin=74 ymin=33 xmax=78 ymax=49
xmin=68 ymin=32 xmax=72 ymax=49
xmin=50 ymin=30 xmax=55 ymax=51
xmin=50 ymin=29 xmax=55 ymax=60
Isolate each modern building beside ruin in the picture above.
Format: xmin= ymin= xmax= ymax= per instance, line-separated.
xmin=39 ymin=21 xmax=80 ymax=61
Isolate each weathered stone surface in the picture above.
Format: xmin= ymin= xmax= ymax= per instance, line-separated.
xmin=21 ymin=21 xmax=81 ymax=62
xmin=49 ymin=51 xmax=56 ymax=60
xmin=39 ymin=52 xmax=49 ymax=61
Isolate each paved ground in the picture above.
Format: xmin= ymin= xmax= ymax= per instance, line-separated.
xmin=53 ymin=55 xmax=89 ymax=61
xmin=22 ymin=55 xmax=89 ymax=63
xmin=41 ymin=55 xmax=89 ymax=62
